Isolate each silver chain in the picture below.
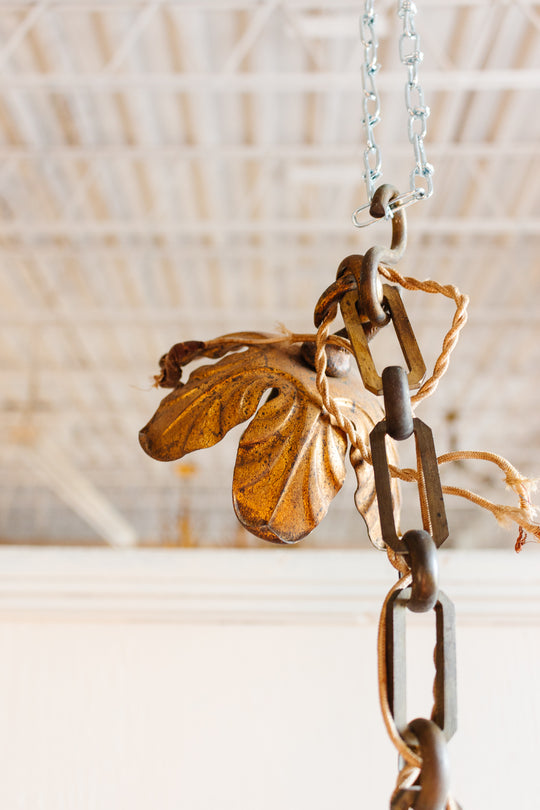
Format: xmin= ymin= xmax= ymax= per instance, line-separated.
xmin=398 ymin=0 xmax=433 ymax=200
xmin=360 ymin=0 xmax=382 ymax=203
xmin=355 ymin=0 xmax=434 ymax=226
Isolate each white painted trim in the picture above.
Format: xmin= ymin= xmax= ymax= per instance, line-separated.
xmin=0 ymin=548 xmax=538 ymax=624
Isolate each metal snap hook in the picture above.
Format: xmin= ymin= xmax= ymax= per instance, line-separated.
xmin=352 ymin=183 xmax=416 ymax=226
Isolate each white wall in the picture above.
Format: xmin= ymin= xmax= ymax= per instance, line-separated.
xmin=0 ymin=548 xmax=538 ymax=809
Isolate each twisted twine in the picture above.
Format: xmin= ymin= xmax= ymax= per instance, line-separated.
xmin=377 ymin=264 xmax=469 ymax=406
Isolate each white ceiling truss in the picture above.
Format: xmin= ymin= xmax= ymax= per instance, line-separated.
xmin=0 ymin=0 xmax=539 ymax=550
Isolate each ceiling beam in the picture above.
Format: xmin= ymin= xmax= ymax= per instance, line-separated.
xmin=0 ymin=218 xmax=537 ymax=237
xmin=1 ymin=70 xmax=539 ymax=91
xmin=0 ymin=0 xmax=51 ymax=71
xmin=0 ymin=143 xmax=537 ymax=159
xmin=11 ymin=432 xmax=139 ymax=547
xmin=0 ymin=1 xmax=537 ymax=7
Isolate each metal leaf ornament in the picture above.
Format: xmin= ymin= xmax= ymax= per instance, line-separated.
xmin=140 ymin=332 xmax=399 ymax=545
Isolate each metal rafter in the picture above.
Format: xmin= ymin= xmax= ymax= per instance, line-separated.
xmin=0 ymin=69 xmax=539 ymax=89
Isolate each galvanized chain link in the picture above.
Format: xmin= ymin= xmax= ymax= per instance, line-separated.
xmin=354 ymin=0 xmax=434 ymax=226
xmin=398 ymin=0 xmax=434 ymax=200
xmin=359 ymin=0 xmax=382 ymax=203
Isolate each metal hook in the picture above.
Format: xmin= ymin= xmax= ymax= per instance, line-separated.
xmin=352 ymin=187 xmax=425 ymax=228
xmin=339 ymin=184 xmax=407 ymax=325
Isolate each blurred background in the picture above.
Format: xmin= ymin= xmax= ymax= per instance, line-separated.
xmin=0 ymin=0 xmax=539 ymax=549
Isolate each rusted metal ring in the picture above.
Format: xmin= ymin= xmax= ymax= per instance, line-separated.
xmin=401 ymin=529 xmax=439 ymax=613
xmin=382 ymin=365 xmax=414 ymax=440
xmin=336 ymin=253 xmax=387 ymax=326
xmin=370 ymin=418 xmax=449 ymax=553
xmin=385 ymin=589 xmax=458 ymax=745
xmin=405 ymin=718 xmax=450 ymax=810
xmin=357 ymin=245 xmax=388 ymax=325
xmin=313 ymin=272 xmax=357 ymax=328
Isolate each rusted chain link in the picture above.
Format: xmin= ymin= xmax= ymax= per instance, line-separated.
xmin=321 ymin=173 xmax=538 ymax=805
xmin=313 ymin=273 xmax=540 ymax=547
xmin=378 ymin=577 xmax=459 ymax=810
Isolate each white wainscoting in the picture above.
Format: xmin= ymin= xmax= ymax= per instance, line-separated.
xmin=0 ymin=548 xmax=538 ymax=809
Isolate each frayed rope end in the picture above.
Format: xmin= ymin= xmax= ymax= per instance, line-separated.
xmin=515 ymin=527 xmax=527 ymax=553
xmin=515 ymin=524 xmax=540 ymax=553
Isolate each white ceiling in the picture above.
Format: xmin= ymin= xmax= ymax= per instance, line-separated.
xmin=1 ymin=0 xmax=539 ymax=550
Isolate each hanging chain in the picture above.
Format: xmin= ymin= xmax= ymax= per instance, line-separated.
xmin=359 ymin=0 xmax=382 ymax=203
xmin=354 ymin=0 xmax=434 ymax=227
xmin=316 ymin=186 xmax=461 ymax=807
xmin=398 ymin=0 xmax=434 ymax=201
xmin=342 ymin=276 xmax=459 ymax=806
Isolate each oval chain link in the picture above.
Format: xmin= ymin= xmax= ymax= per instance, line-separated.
xmin=360 ymin=0 xmax=382 ymax=202
xmin=398 ymin=0 xmax=434 ymax=199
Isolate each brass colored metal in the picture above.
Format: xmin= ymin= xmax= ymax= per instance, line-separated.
xmin=313 ymin=273 xmax=385 ymax=348
xmin=385 ymin=588 xmax=457 ymax=742
xmin=336 ymin=253 xmax=385 ymax=324
xmin=391 ymin=719 xmax=450 ymax=810
xmin=314 ymin=270 xmax=358 ymax=327
xmin=401 ymin=528 xmax=439 ymax=613
xmin=340 ymin=285 xmax=426 ymax=396
xmin=370 ymin=417 xmax=449 ymax=553
xmin=340 ymin=290 xmax=383 ymax=394
xmin=140 ymin=341 xmax=391 ymax=545
xmin=313 ymin=269 xmax=380 ymax=338
xmin=382 ymin=365 xmax=414 ymax=440
xmin=340 ymin=184 xmax=408 ymax=325
xmin=315 ymin=185 xmax=407 ymax=330
xmin=385 ymin=285 xmax=426 ymax=390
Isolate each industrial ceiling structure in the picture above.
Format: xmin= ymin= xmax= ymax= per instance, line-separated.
xmin=0 ymin=0 xmax=539 ymax=549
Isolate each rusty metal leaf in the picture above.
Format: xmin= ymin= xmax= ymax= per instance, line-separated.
xmin=232 ymin=373 xmax=348 ymax=543
xmin=140 ymin=341 xmax=398 ymax=546
xmin=140 ymin=347 xmax=276 ymax=460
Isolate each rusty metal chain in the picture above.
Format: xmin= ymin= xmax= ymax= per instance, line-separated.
xmin=385 ymin=584 xmax=457 ymax=808
xmin=354 ymin=0 xmax=433 ymax=227
xmin=329 ymin=187 xmax=458 ymax=807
